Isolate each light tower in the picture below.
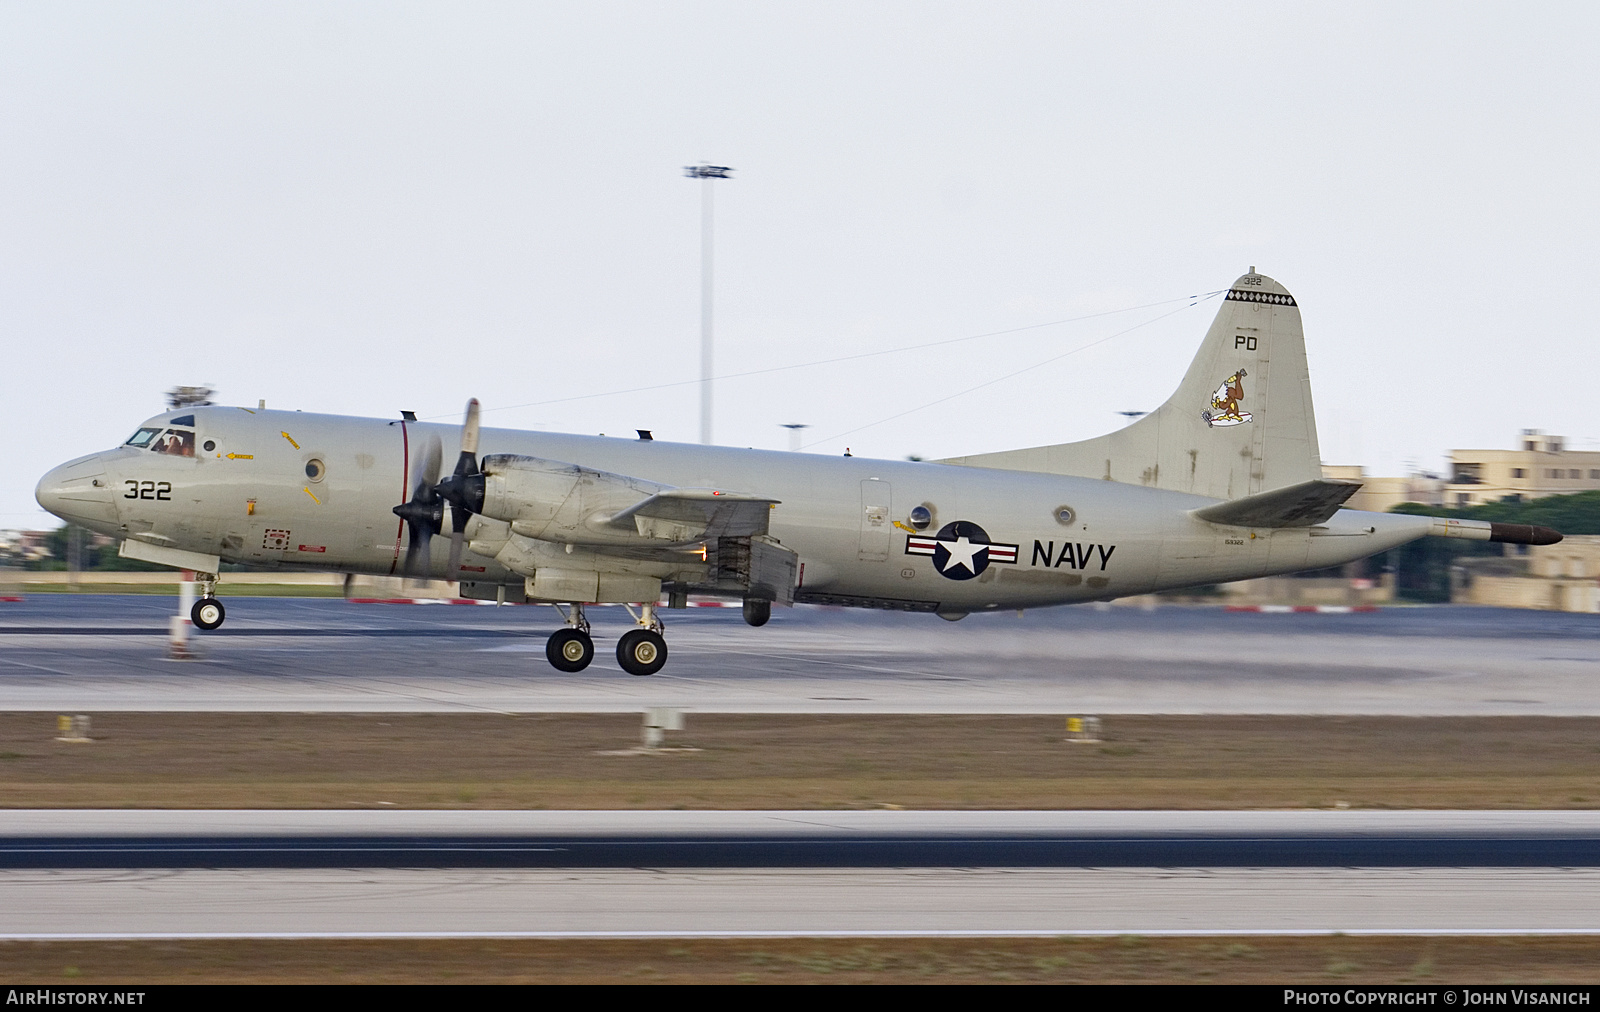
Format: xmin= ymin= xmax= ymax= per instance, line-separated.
xmin=684 ymin=163 xmax=733 ymax=444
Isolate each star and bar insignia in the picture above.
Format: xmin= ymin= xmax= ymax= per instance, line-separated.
xmin=904 ymin=520 xmax=1019 ymax=581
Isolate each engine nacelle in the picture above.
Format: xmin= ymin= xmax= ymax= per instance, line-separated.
xmin=478 ymin=453 xmax=674 ymax=546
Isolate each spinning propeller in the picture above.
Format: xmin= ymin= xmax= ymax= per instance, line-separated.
xmin=392 ymin=399 xmax=486 ymax=580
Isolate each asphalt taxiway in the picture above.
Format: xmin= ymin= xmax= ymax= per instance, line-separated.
xmin=5 ymin=598 xmax=1598 ymax=938
xmin=3 ymin=811 xmax=1599 ymax=937
xmin=2 ymin=809 xmax=1599 ymax=869
xmin=2 ymin=596 xmax=1600 ymax=714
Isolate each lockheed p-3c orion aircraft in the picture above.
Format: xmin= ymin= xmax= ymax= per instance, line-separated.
xmin=35 ymin=270 xmax=1561 ymax=676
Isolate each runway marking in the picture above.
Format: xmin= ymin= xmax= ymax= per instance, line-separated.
xmin=0 ymin=656 xmax=97 ymax=677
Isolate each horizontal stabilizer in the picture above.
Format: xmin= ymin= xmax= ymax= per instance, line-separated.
xmin=1191 ymin=478 xmax=1362 ymax=529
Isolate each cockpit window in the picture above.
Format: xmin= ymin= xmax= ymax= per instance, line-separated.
xmin=168 ymin=414 xmax=195 ymax=427
xmin=125 ymin=427 xmax=163 ymax=448
xmin=149 ymin=428 xmax=196 ymax=457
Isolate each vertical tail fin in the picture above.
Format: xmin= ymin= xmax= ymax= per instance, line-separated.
xmin=939 ymin=270 xmax=1322 ymax=500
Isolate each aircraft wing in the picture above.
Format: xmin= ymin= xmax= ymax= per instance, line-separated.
xmin=470 ymin=454 xmax=795 ymax=605
xmin=602 ymin=489 xmax=780 ymax=542
xmin=1190 ymin=478 xmax=1363 ymax=528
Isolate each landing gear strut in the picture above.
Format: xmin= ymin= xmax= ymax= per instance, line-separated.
xmin=191 ymin=573 xmax=225 ymax=631
xmin=546 ymin=603 xmax=594 ymax=672
xmin=617 ymin=601 xmax=668 ymax=676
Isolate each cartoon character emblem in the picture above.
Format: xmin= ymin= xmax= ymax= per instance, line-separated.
xmin=904 ymin=520 xmax=1019 ymax=581
xmin=1201 ymin=368 xmax=1253 ymax=428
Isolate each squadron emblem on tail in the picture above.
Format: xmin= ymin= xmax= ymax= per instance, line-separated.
xmin=1202 ymin=369 xmax=1252 ymax=428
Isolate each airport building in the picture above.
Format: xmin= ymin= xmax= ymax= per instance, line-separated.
xmin=1320 ymin=465 xmax=1443 ymax=513
xmin=1323 ymin=431 xmax=1600 ymax=513
xmin=1441 ymin=430 xmax=1600 ymax=508
xmin=1453 ymin=534 xmax=1600 ymax=614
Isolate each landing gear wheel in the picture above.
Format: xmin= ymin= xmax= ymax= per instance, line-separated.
xmin=616 ymin=629 xmax=668 ymax=676
xmin=191 ymin=597 xmax=225 ymax=631
xmin=546 ymin=628 xmax=595 ymax=672
xmin=742 ymin=598 xmax=771 ymax=627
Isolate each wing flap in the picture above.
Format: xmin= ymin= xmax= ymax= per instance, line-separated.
xmin=1191 ymin=478 xmax=1362 ymax=528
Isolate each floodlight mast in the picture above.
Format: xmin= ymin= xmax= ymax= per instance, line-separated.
xmin=684 ymin=163 xmax=733 ymax=444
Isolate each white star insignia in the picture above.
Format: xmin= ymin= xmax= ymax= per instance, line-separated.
xmin=939 ymin=535 xmax=986 ymax=575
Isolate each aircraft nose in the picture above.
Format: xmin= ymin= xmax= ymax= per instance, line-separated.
xmin=35 ymin=454 xmax=116 ymax=526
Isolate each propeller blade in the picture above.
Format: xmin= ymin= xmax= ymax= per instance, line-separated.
xmin=461 ymin=398 xmax=480 ymax=460
xmin=449 ymin=398 xmax=480 ymax=479
xmin=420 ymin=433 xmax=443 ymax=489
xmin=436 ymin=400 xmax=486 ymax=542
xmin=446 ymin=530 xmax=464 ymax=576
xmin=403 ymin=519 xmax=431 ymax=580
xmin=392 ymin=433 xmax=446 ymax=581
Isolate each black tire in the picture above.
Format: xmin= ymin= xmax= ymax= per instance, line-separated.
xmin=616 ymin=628 xmax=668 ymax=676
xmin=546 ymin=628 xmax=595 ymax=672
xmin=742 ymin=598 xmax=771 ymax=627
xmin=191 ymin=597 xmax=225 ymax=631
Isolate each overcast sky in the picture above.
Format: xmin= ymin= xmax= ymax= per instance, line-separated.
xmin=4 ymin=2 xmax=1597 ymax=527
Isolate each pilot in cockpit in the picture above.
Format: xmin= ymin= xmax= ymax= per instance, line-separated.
xmin=154 ymin=429 xmax=195 ymax=457
xmin=125 ymin=423 xmax=195 ymax=457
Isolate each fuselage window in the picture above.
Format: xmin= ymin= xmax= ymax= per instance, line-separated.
xmin=150 ymin=428 xmax=196 ymax=457
xmin=124 ymin=427 xmax=163 ymax=448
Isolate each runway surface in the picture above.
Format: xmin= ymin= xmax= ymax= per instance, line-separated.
xmin=4 ymin=811 xmax=1600 ymax=938
xmin=2 ymin=810 xmax=1599 ymax=869
xmin=10 ymin=867 xmax=1600 ymax=938
xmin=3 ymin=596 xmax=1600 ymax=714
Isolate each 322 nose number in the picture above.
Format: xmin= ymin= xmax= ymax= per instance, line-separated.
xmin=124 ymin=480 xmax=172 ymax=501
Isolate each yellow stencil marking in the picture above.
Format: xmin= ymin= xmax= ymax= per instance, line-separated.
xmin=303 ymin=487 xmax=321 ymax=504
xmin=892 ymin=520 xmax=919 ymax=532
xmin=226 ymin=453 xmax=253 ymax=460
xmin=246 ymin=500 xmax=256 ymax=516
xmin=281 ymin=432 xmax=300 ymax=449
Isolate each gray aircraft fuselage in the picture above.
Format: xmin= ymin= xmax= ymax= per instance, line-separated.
xmin=38 ymin=404 xmax=1429 ymax=615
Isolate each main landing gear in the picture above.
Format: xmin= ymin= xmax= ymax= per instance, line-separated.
xmin=190 ymin=573 xmax=226 ymax=631
xmin=546 ymin=603 xmax=594 ymax=672
xmin=543 ymin=601 xmax=668 ymax=676
xmin=617 ymin=601 xmax=668 ymax=676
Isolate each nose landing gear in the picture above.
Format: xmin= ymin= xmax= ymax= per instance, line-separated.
xmin=190 ymin=573 xmax=225 ymax=631
xmin=191 ymin=597 xmax=225 ymax=631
